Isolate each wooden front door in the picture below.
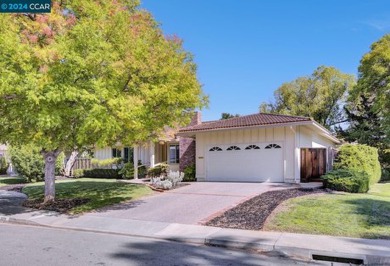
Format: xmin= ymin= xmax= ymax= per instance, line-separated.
xmin=300 ymin=148 xmax=327 ymax=182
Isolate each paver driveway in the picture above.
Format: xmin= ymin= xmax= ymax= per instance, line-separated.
xmin=85 ymin=182 xmax=294 ymax=225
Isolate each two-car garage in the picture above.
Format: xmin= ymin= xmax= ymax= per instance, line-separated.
xmin=206 ymin=142 xmax=284 ymax=182
xmin=178 ymin=113 xmax=339 ymax=183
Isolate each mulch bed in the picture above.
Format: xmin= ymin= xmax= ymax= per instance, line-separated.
xmin=23 ymin=198 xmax=89 ymax=213
xmin=205 ymin=188 xmax=324 ymax=230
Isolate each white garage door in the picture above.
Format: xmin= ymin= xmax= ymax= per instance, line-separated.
xmin=206 ymin=143 xmax=284 ymax=182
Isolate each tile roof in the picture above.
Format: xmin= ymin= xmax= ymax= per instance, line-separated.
xmin=179 ymin=113 xmax=312 ymax=133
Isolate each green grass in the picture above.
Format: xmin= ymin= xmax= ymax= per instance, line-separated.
xmin=22 ymin=178 xmax=153 ymax=214
xmin=369 ymin=182 xmax=390 ymax=197
xmin=264 ymin=183 xmax=390 ymax=239
xmin=0 ymin=176 xmax=26 ymax=187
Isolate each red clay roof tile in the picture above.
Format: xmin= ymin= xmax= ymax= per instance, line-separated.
xmin=179 ymin=113 xmax=312 ymax=133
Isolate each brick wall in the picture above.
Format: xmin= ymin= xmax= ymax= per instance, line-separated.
xmin=179 ymin=137 xmax=195 ymax=172
xmin=179 ymin=112 xmax=200 ymax=172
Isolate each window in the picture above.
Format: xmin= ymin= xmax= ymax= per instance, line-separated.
xmin=123 ymin=147 xmax=134 ymax=163
xmin=245 ymin=145 xmax=260 ymax=150
xmin=112 ymin=148 xmax=122 ymax=158
xmin=169 ymin=144 xmax=179 ymax=164
xmin=227 ymin=145 xmax=241 ymax=151
xmin=265 ymin=144 xmax=281 ymax=149
xmin=209 ymin=147 xmax=223 ymax=151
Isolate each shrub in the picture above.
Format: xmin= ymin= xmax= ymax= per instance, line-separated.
xmin=118 ymin=160 xmax=147 ymax=179
xmin=322 ymin=169 xmax=370 ymax=193
xmin=9 ymin=145 xmax=45 ymax=182
xmin=166 ymin=171 xmax=184 ymax=187
xmin=55 ymin=152 xmax=65 ymax=176
xmin=150 ymin=171 xmax=184 ymax=190
xmin=381 ymin=168 xmax=390 ymax=182
xmin=82 ymin=168 xmax=121 ymax=179
xmin=9 ymin=145 xmax=67 ymax=182
xmin=151 ymin=177 xmax=173 ymax=190
xmin=72 ymin=169 xmax=85 ymax=178
xmin=147 ymin=163 xmax=169 ymax=177
xmin=0 ymin=156 xmax=8 ymax=175
xmin=91 ymin=158 xmax=123 ymax=169
xmin=183 ymin=164 xmax=196 ymax=182
xmin=138 ymin=164 xmax=147 ymax=179
xmin=118 ymin=163 xmax=134 ymax=179
xmin=334 ymin=144 xmax=381 ymax=185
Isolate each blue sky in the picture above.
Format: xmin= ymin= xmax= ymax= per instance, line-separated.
xmin=140 ymin=1 xmax=390 ymax=121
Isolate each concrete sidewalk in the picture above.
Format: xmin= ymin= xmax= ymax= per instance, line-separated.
xmin=1 ymin=208 xmax=390 ymax=265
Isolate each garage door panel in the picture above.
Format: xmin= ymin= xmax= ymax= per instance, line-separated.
xmin=206 ymin=143 xmax=284 ymax=182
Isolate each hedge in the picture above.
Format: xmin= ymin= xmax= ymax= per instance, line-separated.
xmin=322 ymin=169 xmax=370 ymax=193
xmin=334 ymin=144 xmax=381 ymax=185
xmin=80 ymin=168 xmax=121 ymax=179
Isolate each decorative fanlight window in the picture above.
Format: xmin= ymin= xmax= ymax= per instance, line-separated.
xmin=245 ymin=145 xmax=260 ymax=150
xmin=265 ymin=144 xmax=281 ymax=149
xmin=227 ymin=145 xmax=241 ymax=151
xmin=209 ymin=146 xmax=223 ymax=151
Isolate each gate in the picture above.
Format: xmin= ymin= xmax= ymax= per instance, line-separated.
xmin=300 ymin=148 xmax=326 ymax=182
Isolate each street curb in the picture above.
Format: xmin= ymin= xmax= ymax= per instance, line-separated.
xmin=0 ymin=215 xmax=42 ymax=227
xmin=2 ymin=216 xmax=390 ymax=265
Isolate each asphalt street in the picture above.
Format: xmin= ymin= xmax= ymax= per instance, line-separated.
xmin=0 ymin=223 xmax=323 ymax=266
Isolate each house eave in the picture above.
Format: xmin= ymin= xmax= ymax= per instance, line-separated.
xmin=177 ymin=120 xmax=314 ymax=137
xmin=310 ymin=121 xmax=340 ymax=144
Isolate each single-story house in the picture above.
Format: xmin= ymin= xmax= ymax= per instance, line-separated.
xmin=94 ymin=112 xmax=339 ymax=183
xmin=177 ymin=112 xmax=339 ymax=183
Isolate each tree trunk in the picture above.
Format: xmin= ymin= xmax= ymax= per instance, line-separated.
xmin=42 ymin=150 xmax=60 ymax=203
xmin=64 ymin=150 xmax=78 ymax=177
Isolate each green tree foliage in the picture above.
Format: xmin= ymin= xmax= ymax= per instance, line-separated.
xmin=0 ymin=1 xmax=207 ymax=201
xmin=334 ymin=144 xmax=381 ymax=185
xmin=9 ymin=145 xmax=65 ymax=182
xmin=220 ymin=113 xmax=240 ymax=120
xmin=0 ymin=156 xmax=8 ymax=175
xmin=259 ymin=66 xmax=355 ymax=129
xmin=345 ymin=34 xmax=390 ymax=174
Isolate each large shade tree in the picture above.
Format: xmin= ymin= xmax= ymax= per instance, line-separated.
xmin=259 ymin=66 xmax=355 ymax=129
xmin=345 ymin=34 xmax=390 ymax=171
xmin=0 ymin=0 xmax=207 ymax=202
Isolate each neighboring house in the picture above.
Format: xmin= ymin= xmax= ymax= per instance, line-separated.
xmin=178 ymin=113 xmax=339 ymax=183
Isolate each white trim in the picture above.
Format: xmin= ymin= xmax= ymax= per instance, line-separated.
xmin=149 ymin=141 xmax=155 ymax=168
xmin=133 ymin=145 xmax=139 ymax=179
xmin=311 ymin=121 xmax=340 ymax=143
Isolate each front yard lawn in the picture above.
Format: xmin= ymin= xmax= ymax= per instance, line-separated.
xmin=22 ymin=178 xmax=153 ymax=214
xmin=263 ymin=183 xmax=390 ymax=239
xmin=0 ymin=176 xmax=26 ymax=187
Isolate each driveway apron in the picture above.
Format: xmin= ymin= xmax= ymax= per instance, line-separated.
xmin=84 ymin=182 xmax=292 ymax=225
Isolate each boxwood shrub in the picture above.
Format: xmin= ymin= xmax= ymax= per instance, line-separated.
xmin=147 ymin=163 xmax=169 ymax=177
xmin=183 ymin=164 xmax=196 ymax=182
xmin=72 ymin=169 xmax=85 ymax=178
xmin=82 ymin=168 xmax=121 ymax=179
xmin=334 ymin=144 xmax=381 ymax=185
xmin=322 ymin=169 xmax=370 ymax=193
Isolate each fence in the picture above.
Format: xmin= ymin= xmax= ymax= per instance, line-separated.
xmin=71 ymin=158 xmax=92 ymax=172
